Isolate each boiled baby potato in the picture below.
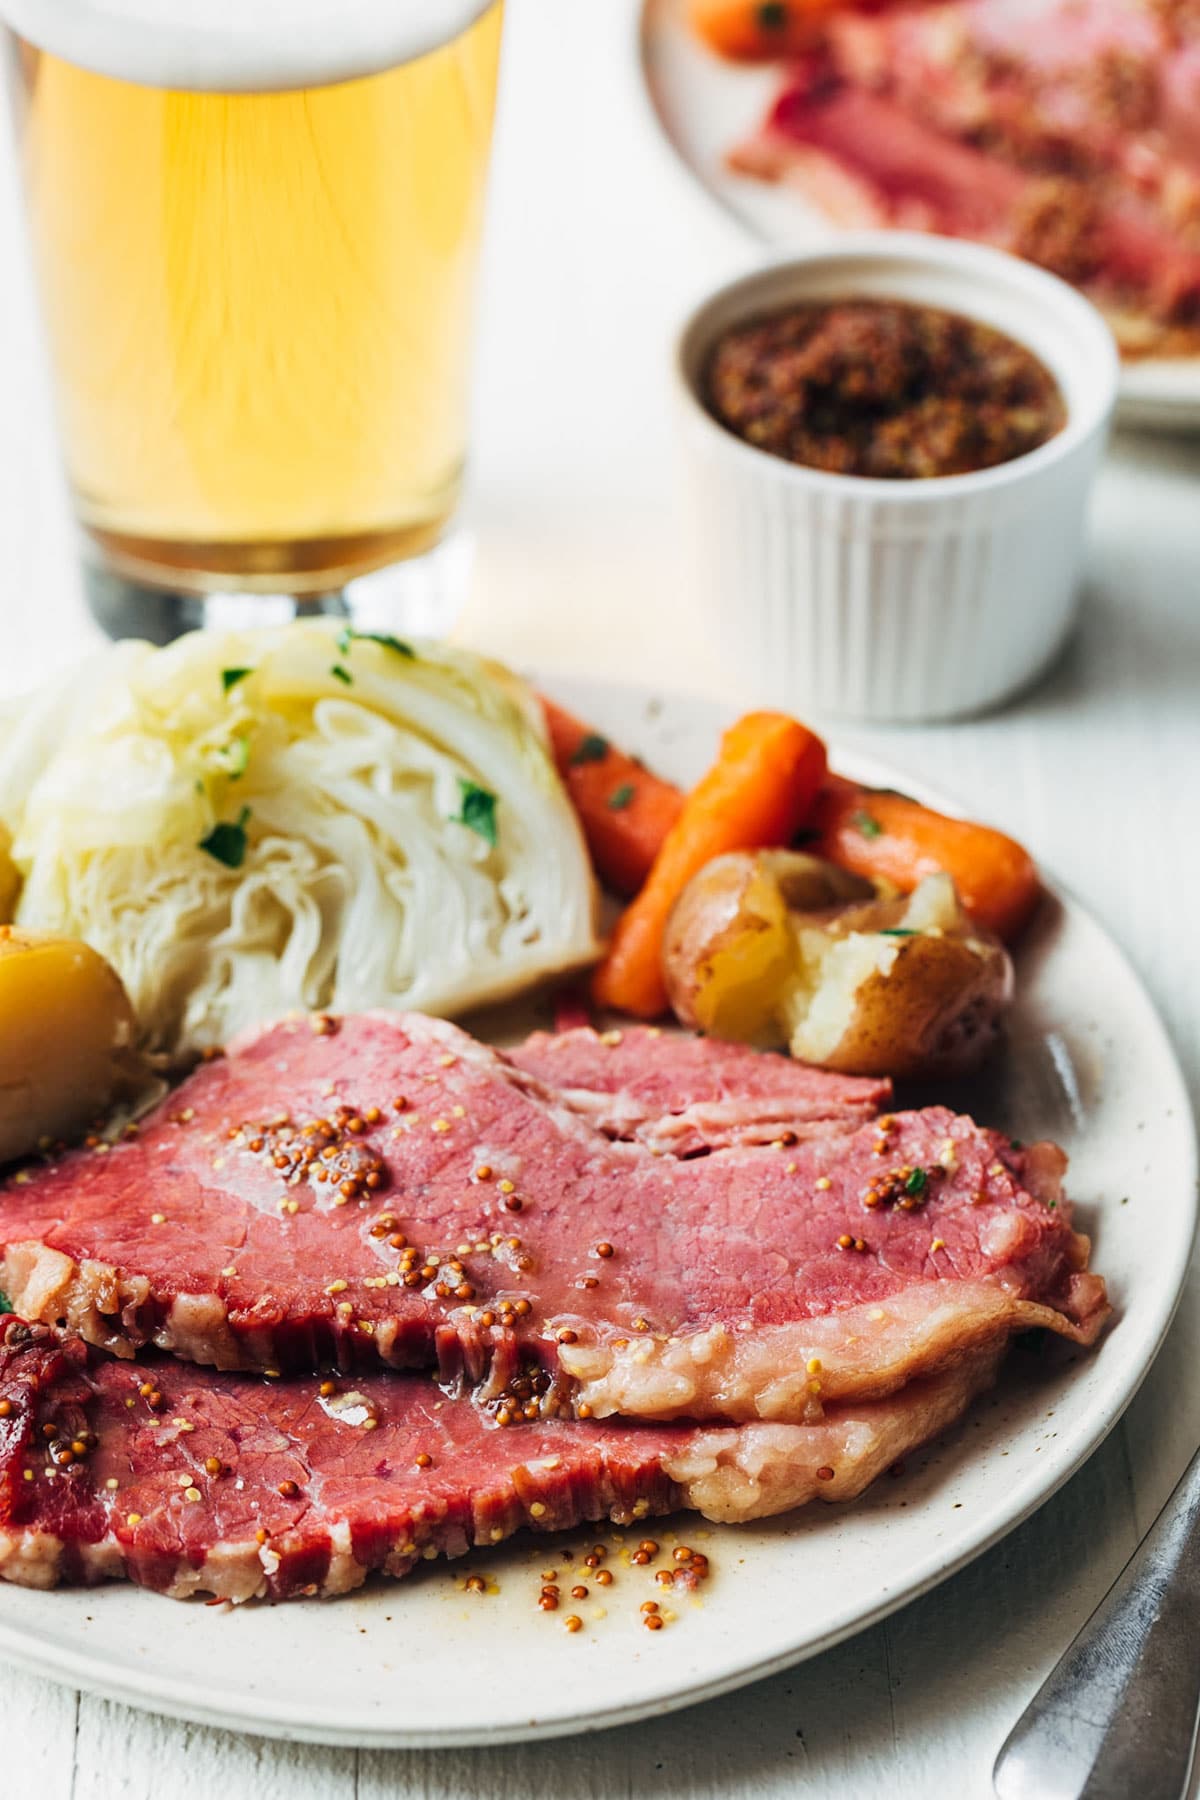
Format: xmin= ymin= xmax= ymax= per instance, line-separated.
xmin=0 ymin=927 xmax=150 ymax=1164
xmin=663 ymin=851 xmax=1012 ymax=1079
xmin=662 ymin=850 xmax=875 ymax=1045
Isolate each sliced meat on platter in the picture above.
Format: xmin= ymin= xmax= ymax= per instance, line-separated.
xmin=0 ymin=1013 xmax=1108 ymax=1418
xmin=0 ymin=1317 xmax=1003 ymax=1602
xmin=728 ymin=0 xmax=1200 ymax=346
xmin=507 ymin=1024 xmax=890 ymax=1154
xmin=736 ymin=77 xmax=1200 ymax=324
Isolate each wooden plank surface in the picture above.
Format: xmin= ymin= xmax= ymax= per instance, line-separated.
xmin=0 ymin=0 xmax=1197 ymax=1793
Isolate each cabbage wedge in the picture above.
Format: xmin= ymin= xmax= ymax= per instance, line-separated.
xmin=0 ymin=626 xmax=599 ymax=1058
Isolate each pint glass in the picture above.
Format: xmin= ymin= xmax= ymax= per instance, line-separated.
xmin=3 ymin=1 xmax=504 ymax=635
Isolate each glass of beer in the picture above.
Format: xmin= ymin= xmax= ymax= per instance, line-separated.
xmin=2 ymin=0 xmax=504 ymax=639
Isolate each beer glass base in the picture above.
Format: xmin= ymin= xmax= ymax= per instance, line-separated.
xmin=83 ymin=528 xmax=474 ymax=646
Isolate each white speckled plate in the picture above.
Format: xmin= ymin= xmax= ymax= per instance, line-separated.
xmin=0 ymin=681 xmax=1193 ymax=1747
xmin=639 ymin=0 xmax=1200 ymax=432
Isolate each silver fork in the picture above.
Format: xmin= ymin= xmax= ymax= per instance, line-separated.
xmin=994 ymin=1447 xmax=1200 ymax=1800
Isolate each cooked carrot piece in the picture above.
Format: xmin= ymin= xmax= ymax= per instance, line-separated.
xmin=594 ymin=713 xmax=828 ymax=1019
xmin=540 ymin=699 xmax=685 ymax=897
xmin=689 ymin=0 xmax=838 ymax=60
xmin=810 ymin=776 xmax=1041 ymax=942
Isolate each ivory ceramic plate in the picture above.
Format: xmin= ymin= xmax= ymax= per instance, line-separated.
xmin=639 ymin=0 xmax=1200 ymax=431
xmin=0 ymin=681 xmax=1194 ymax=1747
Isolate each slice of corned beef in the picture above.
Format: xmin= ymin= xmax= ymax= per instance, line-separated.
xmin=507 ymin=1025 xmax=890 ymax=1154
xmin=0 ymin=1318 xmax=1002 ymax=1602
xmin=733 ymin=63 xmax=1200 ymax=323
xmin=0 ymin=1013 xmax=1108 ymax=1419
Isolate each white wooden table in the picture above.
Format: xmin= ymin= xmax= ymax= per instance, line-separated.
xmin=0 ymin=1 xmax=1198 ymax=1792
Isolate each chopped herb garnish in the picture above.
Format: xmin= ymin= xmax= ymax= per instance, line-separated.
xmin=330 ymin=663 xmax=353 ymax=686
xmin=1010 ymin=1138 xmax=1024 ymax=1150
xmin=199 ymin=805 xmax=251 ymax=870
xmin=570 ymin=733 xmax=610 ymax=766
xmin=335 ymin=625 xmax=415 ymax=660
xmin=879 ymin=927 xmax=918 ymax=938
xmin=607 ymin=783 xmax=636 ymax=812
xmin=0 ymin=1289 xmax=11 ymax=1315
xmin=1047 ymin=1199 xmax=1058 ymax=1210
xmin=853 ymin=810 xmax=883 ymax=839
xmin=216 ymin=734 xmax=250 ymax=780
xmin=221 ymin=667 xmax=252 ymax=694
xmin=452 ymin=779 xmax=498 ymax=848
xmin=904 ymin=1166 xmax=928 ymax=1196
xmin=354 ymin=630 xmax=415 ymax=658
xmin=758 ymin=1 xmax=788 ymax=27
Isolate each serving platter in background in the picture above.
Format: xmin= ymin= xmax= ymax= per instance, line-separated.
xmin=0 ymin=680 xmax=1193 ymax=1748
xmin=639 ymin=0 xmax=1200 ymax=433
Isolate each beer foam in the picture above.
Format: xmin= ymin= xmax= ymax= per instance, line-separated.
xmin=0 ymin=0 xmax=497 ymax=90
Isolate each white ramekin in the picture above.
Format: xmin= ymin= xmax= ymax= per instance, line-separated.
xmin=674 ymin=234 xmax=1120 ymax=723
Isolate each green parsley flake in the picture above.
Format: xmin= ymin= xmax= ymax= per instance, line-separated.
xmin=0 ymin=1290 xmax=11 ymax=1315
xmin=904 ymin=1166 xmax=928 ymax=1196
xmin=199 ymin=806 xmax=252 ymax=870
xmin=853 ymin=810 xmax=883 ymax=839
xmin=758 ymin=1 xmax=788 ymax=27
xmin=356 ymin=630 xmax=415 ymax=658
xmin=330 ymin=663 xmax=353 ymax=686
xmin=607 ymin=783 xmax=636 ymax=812
xmin=879 ymin=927 xmax=918 ymax=938
xmin=452 ymin=779 xmax=498 ymax=848
xmin=221 ymin=667 xmax=252 ymax=694
xmin=216 ymin=735 xmax=250 ymax=780
xmin=336 ymin=625 xmax=415 ymax=660
xmin=570 ymin=733 xmax=610 ymax=766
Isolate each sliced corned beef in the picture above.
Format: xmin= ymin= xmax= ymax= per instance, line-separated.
xmin=507 ymin=1024 xmax=890 ymax=1154
xmin=0 ymin=1317 xmax=1002 ymax=1601
xmin=0 ymin=1013 xmax=1108 ymax=1420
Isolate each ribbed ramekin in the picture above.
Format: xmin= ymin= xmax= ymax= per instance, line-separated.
xmin=674 ymin=234 xmax=1119 ymax=723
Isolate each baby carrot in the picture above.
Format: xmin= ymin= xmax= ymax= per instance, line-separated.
xmin=689 ymin=0 xmax=839 ymax=60
xmin=540 ymin=699 xmax=684 ymax=897
xmin=811 ymin=776 xmax=1041 ymax=942
xmin=594 ymin=712 xmax=828 ymax=1018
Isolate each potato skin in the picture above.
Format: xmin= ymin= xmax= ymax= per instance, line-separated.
xmin=0 ymin=927 xmax=150 ymax=1164
xmin=811 ymin=927 xmax=1013 ymax=1080
xmin=662 ymin=851 xmax=1012 ymax=1080
xmin=663 ymin=851 xmax=872 ymax=1042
